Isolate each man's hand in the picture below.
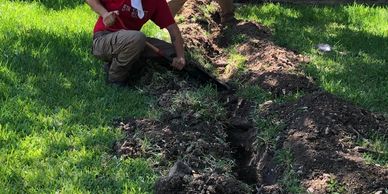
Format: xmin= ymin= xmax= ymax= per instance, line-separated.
xmin=86 ymin=0 xmax=118 ymax=27
xmin=166 ymin=23 xmax=186 ymax=71
xmin=171 ymin=56 xmax=186 ymax=70
xmin=102 ymin=11 xmax=119 ymax=27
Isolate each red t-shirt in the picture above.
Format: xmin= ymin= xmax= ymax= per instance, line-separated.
xmin=93 ymin=0 xmax=175 ymax=33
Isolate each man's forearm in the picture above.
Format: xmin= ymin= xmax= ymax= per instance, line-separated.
xmin=86 ymin=0 xmax=108 ymax=16
xmin=173 ymin=35 xmax=184 ymax=58
xmin=167 ymin=24 xmax=185 ymax=58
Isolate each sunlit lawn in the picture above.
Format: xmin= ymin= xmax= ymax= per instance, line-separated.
xmin=237 ymin=2 xmax=387 ymax=168
xmin=1 ymin=1 xmax=387 ymax=193
xmin=237 ymin=3 xmax=388 ymax=113
xmin=0 ymin=1 xmax=163 ymax=193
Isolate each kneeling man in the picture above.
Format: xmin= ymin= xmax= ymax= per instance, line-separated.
xmin=87 ymin=0 xmax=186 ymax=86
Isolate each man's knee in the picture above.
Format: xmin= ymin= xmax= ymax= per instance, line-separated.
xmin=118 ymin=30 xmax=146 ymax=51
xmin=131 ymin=31 xmax=146 ymax=49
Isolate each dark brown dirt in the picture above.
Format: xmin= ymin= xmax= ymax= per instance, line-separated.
xmin=115 ymin=71 xmax=254 ymax=193
xmin=248 ymin=71 xmax=318 ymax=96
xmin=179 ymin=0 xmax=311 ymax=92
xmin=114 ymin=0 xmax=388 ymax=193
xmin=235 ymin=0 xmax=388 ymax=5
xmin=155 ymin=172 xmax=251 ymax=194
xmin=115 ymin=116 xmax=231 ymax=171
xmin=263 ymin=91 xmax=388 ymax=193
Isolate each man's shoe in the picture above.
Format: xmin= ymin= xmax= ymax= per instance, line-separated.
xmin=103 ymin=63 xmax=128 ymax=87
xmin=108 ymin=80 xmax=128 ymax=87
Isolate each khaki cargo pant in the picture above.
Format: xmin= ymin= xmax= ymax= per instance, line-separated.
xmin=167 ymin=0 xmax=234 ymax=19
xmin=92 ymin=30 xmax=175 ymax=82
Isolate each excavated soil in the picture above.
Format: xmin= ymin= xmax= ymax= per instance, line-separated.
xmin=260 ymin=91 xmax=388 ymax=193
xmin=115 ymin=70 xmax=254 ymax=193
xmin=234 ymin=0 xmax=388 ymax=5
xmin=114 ymin=0 xmax=388 ymax=193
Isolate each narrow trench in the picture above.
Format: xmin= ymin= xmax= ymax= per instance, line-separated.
xmin=219 ymin=94 xmax=262 ymax=190
xmin=225 ymin=125 xmax=259 ymax=188
xmin=221 ymin=96 xmax=281 ymax=192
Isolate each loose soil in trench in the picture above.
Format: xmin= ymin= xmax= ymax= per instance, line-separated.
xmin=114 ymin=0 xmax=388 ymax=193
xmin=234 ymin=0 xmax=388 ymax=5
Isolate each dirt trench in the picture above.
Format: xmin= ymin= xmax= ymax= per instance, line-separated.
xmin=114 ymin=78 xmax=257 ymax=193
xmin=234 ymin=0 xmax=388 ymax=5
xmin=113 ymin=80 xmax=269 ymax=193
xmin=114 ymin=0 xmax=387 ymax=193
xmin=180 ymin=0 xmax=387 ymax=192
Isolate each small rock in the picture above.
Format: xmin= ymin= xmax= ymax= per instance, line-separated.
xmin=353 ymin=146 xmax=368 ymax=153
xmin=325 ymin=127 xmax=330 ymax=135
xmin=162 ymin=127 xmax=172 ymax=135
xmin=322 ymin=173 xmax=331 ymax=179
xmin=259 ymin=100 xmax=273 ymax=109
xmin=307 ymin=187 xmax=314 ymax=193
xmin=194 ymin=112 xmax=201 ymax=118
xmin=168 ymin=160 xmax=193 ymax=177
xmin=207 ymin=185 xmax=216 ymax=193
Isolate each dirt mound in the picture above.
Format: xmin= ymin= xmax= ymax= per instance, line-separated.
xmin=176 ymin=1 xmax=387 ymax=192
xmin=116 ymin=70 xmax=228 ymax=169
xmin=115 ymin=71 xmax=254 ymax=193
xmin=271 ymin=92 xmax=387 ymax=137
xmin=156 ymin=171 xmax=250 ymax=194
xmin=179 ymin=0 xmax=310 ymax=92
xmin=234 ymin=0 xmax=388 ymax=5
xmin=115 ymin=116 xmax=251 ymax=194
xmin=115 ymin=116 xmax=231 ymax=171
xmin=248 ymin=71 xmax=318 ymax=96
xmin=261 ymin=91 xmax=388 ymax=193
xmin=113 ymin=0 xmax=387 ymax=193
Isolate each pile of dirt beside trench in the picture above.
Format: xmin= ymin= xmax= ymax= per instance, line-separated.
xmin=179 ymin=0 xmax=312 ymax=96
xmin=113 ymin=0 xmax=388 ymax=193
xmin=114 ymin=76 xmax=254 ymax=193
xmin=261 ymin=91 xmax=388 ymax=193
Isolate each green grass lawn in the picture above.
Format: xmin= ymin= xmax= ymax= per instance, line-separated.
xmin=237 ymin=3 xmax=388 ymax=113
xmin=1 ymin=0 xmax=387 ymax=193
xmin=0 ymin=1 xmax=164 ymax=193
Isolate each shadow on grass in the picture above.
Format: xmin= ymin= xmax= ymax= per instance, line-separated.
xmin=0 ymin=28 xmax=156 ymax=192
xmin=1 ymin=28 xmax=152 ymax=126
xmin=237 ymin=4 xmax=388 ymax=112
xmin=14 ymin=0 xmax=85 ymax=10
